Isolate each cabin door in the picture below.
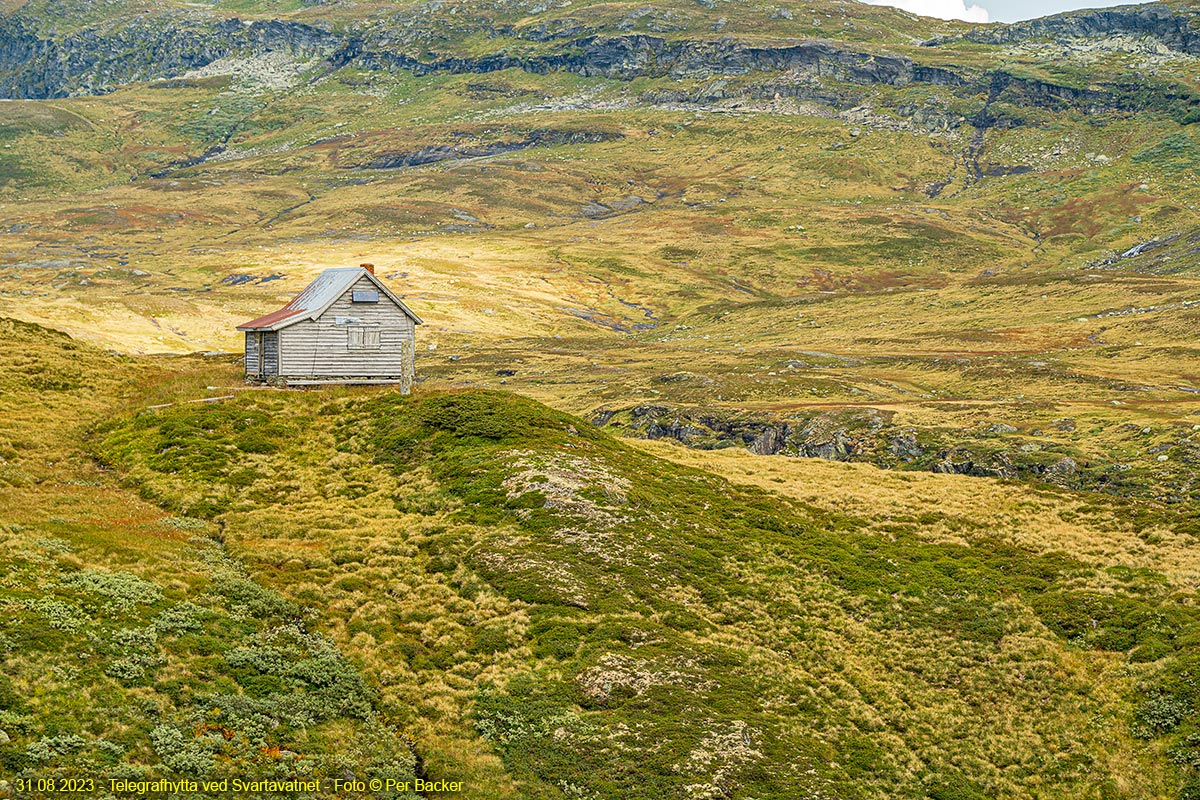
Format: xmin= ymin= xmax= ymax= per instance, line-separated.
xmin=261 ymin=332 xmax=279 ymax=376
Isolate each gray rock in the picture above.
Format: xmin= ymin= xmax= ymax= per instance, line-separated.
xmin=580 ymin=201 xmax=612 ymax=219
xmin=888 ymin=431 xmax=924 ymax=460
xmin=750 ymin=426 xmax=788 ymax=455
xmin=608 ymin=195 xmax=646 ymax=212
xmin=1048 ymin=457 xmax=1078 ymax=475
xmin=938 ymin=5 xmax=1200 ymax=56
xmin=797 ymin=429 xmax=853 ymax=460
xmin=931 ymin=447 xmax=1015 ymax=477
xmin=933 ymin=453 xmax=974 ymax=475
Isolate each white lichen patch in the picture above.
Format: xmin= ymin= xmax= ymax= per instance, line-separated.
xmin=501 ymin=450 xmax=635 ymax=561
xmin=679 ymin=720 xmax=765 ymax=799
xmin=576 ymin=653 xmax=713 ymax=703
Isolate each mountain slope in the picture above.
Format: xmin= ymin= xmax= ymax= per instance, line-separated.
xmin=84 ymin=376 xmax=1200 ymax=798
xmin=2 ymin=0 xmax=1200 ymax=795
xmin=0 ymin=320 xmax=420 ymax=794
xmin=3 ymin=315 xmax=1198 ymax=795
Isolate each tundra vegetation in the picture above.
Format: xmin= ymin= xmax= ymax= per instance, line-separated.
xmin=3 ymin=0 xmax=1200 ymax=797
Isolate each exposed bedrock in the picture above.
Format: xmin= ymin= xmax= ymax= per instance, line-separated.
xmin=0 ymin=14 xmax=340 ymax=98
xmin=589 ymin=404 xmax=1200 ymax=501
xmin=2 ymin=6 xmax=1197 ymax=120
xmin=925 ymin=3 xmax=1200 ymax=54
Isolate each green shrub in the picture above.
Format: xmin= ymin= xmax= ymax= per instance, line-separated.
xmin=150 ymin=724 xmax=216 ymax=776
xmin=105 ymin=657 xmax=153 ymax=684
xmin=112 ymin=627 xmax=158 ymax=650
xmin=209 ymin=577 xmax=301 ymax=622
xmin=235 ymin=433 xmax=278 ymax=454
xmin=1132 ymin=133 xmax=1200 ymax=172
xmin=20 ymin=598 xmax=85 ymax=632
xmin=1134 ymin=696 xmax=1192 ymax=738
xmin=927 ymin=773 xmax=988 ymax=800
xmin=532 ymin=624 xmax=584 ymax=660
xmin=152 ymin=602 xmax=206 ymax=634
xmin=26 ymin=734 xmax=87 ymax=762
xmin=470 ymin=626 xmax=511 ymax=655
xmin=0 ymin=674 xmax=25 ymax=712
xmin=1130 ymin=638 xmax=1175 ymax=663
xmin=1031 ymin=590 xmax=1188 ymax=652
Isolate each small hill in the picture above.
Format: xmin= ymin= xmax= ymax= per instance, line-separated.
xmin=0 ymin=319 xmax=418 ymax=793
xmin=89 ymin=365 xmax=1200 ymax=798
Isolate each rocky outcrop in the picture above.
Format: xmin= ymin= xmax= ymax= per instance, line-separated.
xmin=596 ymin=405 xmax=884 ymax=461
xmin=591 ymin=404 xmax=1112 ymax=491
xmin=888 ymin=430 xmax=924 ymax=461
xmin=931 ymin=448 xmax=1017 ymax=479
xmin=2 ymin=11 xmax=950 ymax=98
xmin=750 ymin=425 xmax=789 ymax=456
xmin=0 ymin=13 xmax=340 ymax=98
xmin=928 ymin=4 xmax=1200 ymax=56
xmin=360 ymin=34 xmax=940 ymax=86
xmin=2 ymin=3 xmax=1196 ymax=121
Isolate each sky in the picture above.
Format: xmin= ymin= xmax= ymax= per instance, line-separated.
xmin=860 ymin=0 xmax=1135 ymax=23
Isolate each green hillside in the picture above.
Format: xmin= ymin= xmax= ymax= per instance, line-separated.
xmin=2 ymin=317 xmax=1199 ymax=798
xmin=3 ymin=0 xmax=1200 ymax=796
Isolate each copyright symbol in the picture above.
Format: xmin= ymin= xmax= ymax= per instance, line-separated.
xmin=369 ymin=779 xmax=382 ymax=791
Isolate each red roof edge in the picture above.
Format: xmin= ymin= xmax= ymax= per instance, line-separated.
xmin=236 ymin=306 xmax=309 ymax=331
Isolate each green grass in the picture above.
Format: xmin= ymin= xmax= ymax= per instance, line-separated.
xmin=1133 ymin=133 xmax=1200 ymax=173
xmin=4 ymin=0 xmax=1200 ymax=795
xmin=0 ymin=320 xmax=419 ymax=796
xmin=83 ymin=384 xmax=1200 ymax=798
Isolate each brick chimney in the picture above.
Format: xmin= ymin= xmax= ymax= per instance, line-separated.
xmin=361 ymin=263 xmax=375 ymax=275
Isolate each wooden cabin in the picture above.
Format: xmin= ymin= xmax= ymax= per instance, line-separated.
xmin=237 ymin=264 xmax=422 ymax=390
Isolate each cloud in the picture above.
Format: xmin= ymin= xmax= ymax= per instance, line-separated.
xmin=860 ymin=0 xmax=990 ymax=22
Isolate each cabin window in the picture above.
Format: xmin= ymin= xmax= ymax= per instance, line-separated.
xmin=352 ymin=290 xmax=379 ymax=303
xmin=347 ymin=327 xmax=381 ymax=350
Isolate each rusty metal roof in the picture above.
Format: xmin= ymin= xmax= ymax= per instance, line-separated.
xmin=237 ymin=268 xmax=422 ymax=331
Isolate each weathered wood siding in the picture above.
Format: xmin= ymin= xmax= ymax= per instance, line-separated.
xmin=244 ymin=332 xmax=259 ymax=376
xmin=278 ymin=275 xmax=415 ymax=381
xmin=262 ymin=331 xmax=280 ymax=376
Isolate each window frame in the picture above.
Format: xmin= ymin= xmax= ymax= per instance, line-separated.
xmin=346 ymin=326 xmax=382 ymax=351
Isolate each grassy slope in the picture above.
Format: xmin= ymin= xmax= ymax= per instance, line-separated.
xmin=3 ymin=0 xmax=1200 ymax=795
xmin=0 ymin=320 xmax=420 ymax=796
xmin=85 ymin=365 xmax=1200 ymax=799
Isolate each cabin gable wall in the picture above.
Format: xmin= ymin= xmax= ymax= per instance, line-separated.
xmin=276 ymin=275 xmax=415 ymax=386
